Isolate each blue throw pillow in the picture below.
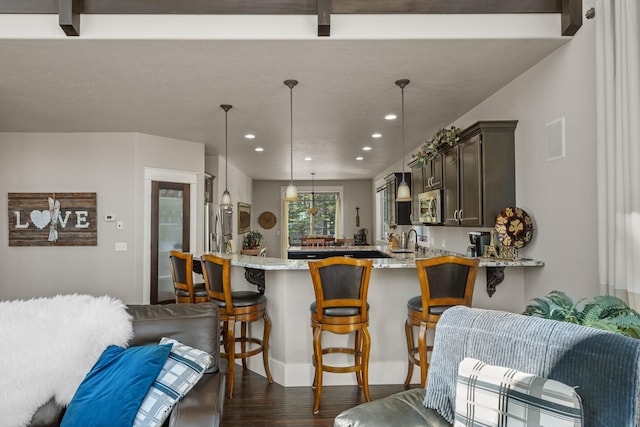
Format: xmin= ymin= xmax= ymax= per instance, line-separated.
xmin=61 ymin=344 xmax=172 ymax=427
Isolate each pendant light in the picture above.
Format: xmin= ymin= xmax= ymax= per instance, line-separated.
xmin=220 ymin=104 xmax=233 ymax=207
xmin=306 ymin=172 xmax=319 ymax=216
xmin=284 ymin=79 xmax=299 ymax=201
xmin=395 ymin=79 xmax=411 ymax=202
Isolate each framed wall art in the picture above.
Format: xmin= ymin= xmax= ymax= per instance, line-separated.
xmin=238 ymin=202 xmax=251 ymax=234
xmin=8 ymin=192 xmax=97 ymax=246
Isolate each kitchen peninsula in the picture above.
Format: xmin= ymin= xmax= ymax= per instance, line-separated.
xmin=209 ymin=246 xmax=543 ymax=387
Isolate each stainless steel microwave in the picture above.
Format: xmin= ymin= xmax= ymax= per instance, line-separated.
xmin=418 ymin=190 xmax=442 ymax=224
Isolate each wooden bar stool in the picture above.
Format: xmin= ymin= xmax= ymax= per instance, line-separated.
xmin=168 ymin=250 xmax=209 ymax=304
xmin=308 ymin=256 xmax=373 ymax=414
xmin=200 ymin=253 xmax=273 ymax=398
xmin=405 ymin=256 xmax=479 ymax=387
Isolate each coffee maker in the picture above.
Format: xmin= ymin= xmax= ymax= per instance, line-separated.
xmin=468 ymin=231 xmax=491 ymax=257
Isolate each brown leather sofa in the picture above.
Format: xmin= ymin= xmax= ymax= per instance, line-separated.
xmin=29 ymin=303 xmax=226 ymax=427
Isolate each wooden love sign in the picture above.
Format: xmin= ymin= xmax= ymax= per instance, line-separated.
xmin=8 ymin=192 xmax=97 ymax=246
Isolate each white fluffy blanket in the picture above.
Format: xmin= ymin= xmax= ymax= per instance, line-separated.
xmin=0 ymin=294 xmax=133 ymax=427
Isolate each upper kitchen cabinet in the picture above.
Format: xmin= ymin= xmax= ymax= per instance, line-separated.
xmin=380 ymin=172 xmax=412 ymax=227
xmin=442 ymin=121 xmax=517 ymax=227
xmin=423 ymin=154 xmax=443 ymax=190
xmin=409 ymin=159 xmax=424 ymax=224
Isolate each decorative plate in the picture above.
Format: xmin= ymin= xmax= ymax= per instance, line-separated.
xmin=258 ymin=211 xmax=277 ymax=230
xmin=494 ymin=207 xmax=534 ymax=248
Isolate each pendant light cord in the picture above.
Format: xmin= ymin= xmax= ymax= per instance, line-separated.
xmin=225 ymin=108 xmax=229 ymax=191
xmin=220 ymin=104 xmax=232 ymax=205
xmin=401 ymin=84 xmax=406 ymax=182
xmin=290 ymin=85 xmax=293 ymax=184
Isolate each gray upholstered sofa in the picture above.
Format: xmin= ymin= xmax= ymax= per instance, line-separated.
xmin=335 ymin=306 xmax=640 ymax=427
xmin=29 ymin=303 xmax=226 ymax=427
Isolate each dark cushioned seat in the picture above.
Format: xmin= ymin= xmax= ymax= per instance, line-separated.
xmin=175 ymin=282 xmax=208 ymax=299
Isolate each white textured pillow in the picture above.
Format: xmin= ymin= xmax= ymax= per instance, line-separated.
xmin=133 ymin=337 xmax=213 ymax=427
xmin=455 ymin=358 xmax=583 ymax=427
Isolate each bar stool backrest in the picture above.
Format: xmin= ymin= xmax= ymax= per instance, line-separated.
xmin=309 ymin=257 xmax=373 ymax=319
xmin=169 ymin=250 xmax=196 ymax=303
xmin=416 ymin=256 xmax=480 ymax=313
xmin=200 ymin=254 xmax=233 ymax=310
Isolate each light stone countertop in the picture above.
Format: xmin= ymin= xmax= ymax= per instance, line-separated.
xmin=202 ymin=245 xmax=544 ymax=270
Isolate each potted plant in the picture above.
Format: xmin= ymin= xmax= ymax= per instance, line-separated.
xmin=243 ymin=230 xmax=263 ymax=249
xmin=412 ymin=125 xmax=461 ymax=167
xmin=523 ymin=290 xmax=640 ymax=339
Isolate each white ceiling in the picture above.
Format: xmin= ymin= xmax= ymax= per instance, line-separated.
xmin=0 ymin=15 xmax=570 ymax=181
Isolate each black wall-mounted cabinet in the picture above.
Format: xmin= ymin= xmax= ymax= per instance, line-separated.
xmin=381 ymin=172 xmax=412 ymax=226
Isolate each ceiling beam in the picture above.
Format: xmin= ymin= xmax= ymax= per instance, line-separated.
xmin=561 ymin=0 xmax=582 ymax=36
xmin=58 ymin=0 xmax=81 ymax=36
xmin=0 ymin=0 xmax=566 ymax=15
xmin=317 ymin=0 xmax=331 ymax=37
xmin=0 ymin=0 xmax=581 ymax=37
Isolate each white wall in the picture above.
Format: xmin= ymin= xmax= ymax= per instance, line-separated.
xmin=0 ymin=132 xmax=205 ymax=303
xmin=377 ymin=1 xmax=598 ymax=306
xmin=451 ymin=1 xmax=597 ymax=302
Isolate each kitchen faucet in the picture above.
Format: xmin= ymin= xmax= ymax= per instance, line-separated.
xmin=407 ymin=229 xmax=418 ymax=254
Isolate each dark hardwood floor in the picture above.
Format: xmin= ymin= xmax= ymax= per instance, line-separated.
xmin=222 ymin=369 xmax=416 ymax=426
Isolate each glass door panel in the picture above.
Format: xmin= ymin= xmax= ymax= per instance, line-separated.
xmin=151 ymin=181 xmax=190 ymax=304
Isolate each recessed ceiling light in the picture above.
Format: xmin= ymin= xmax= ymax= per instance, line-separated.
xmin=385 ymin=114 xmax=397 ymax=120
xmin=356 ymin=156 xmax=364 ymax=161
xmin=363 ymin=146 xmax=372 ymax=151
xmin=305 ymin=157 xmax=312 ymax=161
xmin=245 ymin=134 xmax=256 ymax=139
xmin=255 ymin=147 xmax=264 ymax=152
xmin=372 ymin=133 xmax=382 ymax=138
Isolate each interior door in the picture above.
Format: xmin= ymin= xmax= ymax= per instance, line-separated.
xmin=151 ymin=181 xmax=190 ymax=304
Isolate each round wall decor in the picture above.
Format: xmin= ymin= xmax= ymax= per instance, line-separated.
xmin=495 ymin=206 xmax=534 ymax=248
xmin=258 ymin=211 xmax=277 ymax=230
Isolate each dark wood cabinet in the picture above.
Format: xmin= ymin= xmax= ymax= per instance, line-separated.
xmin=442 ymin=121 xmax=517 ymax=227
xmin=409 ymin=160 xmax=424 ymax=224
xmin=383 ymin=172 xmax=412 ymax=226
xmin=423 ymin=154 xmax=443 ymax=190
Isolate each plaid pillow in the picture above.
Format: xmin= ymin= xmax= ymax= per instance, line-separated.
xmin=455 ymin=358 xmax=583 ymax=427
xmin=133 ymin=337 xmax=213 ymax=427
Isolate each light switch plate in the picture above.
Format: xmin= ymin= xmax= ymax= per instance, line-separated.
xmin=115 ymin=242 xmax=127 ymax=251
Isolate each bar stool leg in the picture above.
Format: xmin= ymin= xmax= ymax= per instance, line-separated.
xmin=361 ymin=326 xmax=371 ymax=402
xmin=226 ymin=318 xmax=236 ymax=399
xmin=404 ymin=318 xmax=415 ymax=387
xmin=354 ymin=329 xmax=363 ymax=387
xmin=262 ymin=311 xmax=273 ymax=383
xmin=418 ymin=322 xmax=428 ymax=388
xmin=312 ymin=326 xmax=323 ymax=414
xmin=240 ymin=321 xmax=248 ymax=370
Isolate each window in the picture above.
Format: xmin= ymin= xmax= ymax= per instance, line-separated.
xmin=285 ymin=190 xmax=342 ymax=246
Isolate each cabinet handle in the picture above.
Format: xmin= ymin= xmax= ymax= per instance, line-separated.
xmin=453 ymin=210 xmax=458 ymax=221
xmin=429 ymin=177 xmax=434 ymax=187
xmin=459 ymin=210 xmax=464 ymax=222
